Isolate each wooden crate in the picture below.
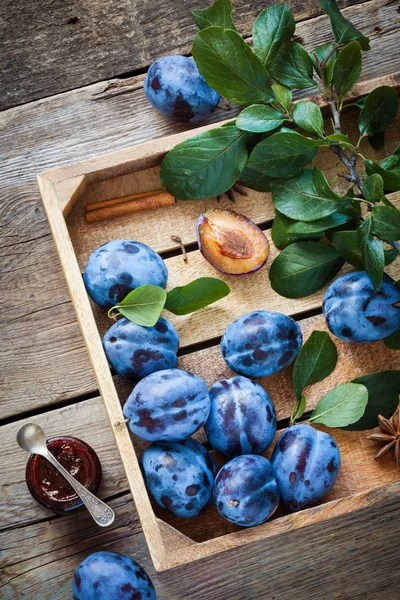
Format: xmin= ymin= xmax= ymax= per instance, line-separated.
xmin=37 ymin=82 xmax=400 ymax=571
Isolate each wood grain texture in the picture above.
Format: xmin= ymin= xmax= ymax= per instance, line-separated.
xmin=0 ymin=0 xmax=368 ymax=110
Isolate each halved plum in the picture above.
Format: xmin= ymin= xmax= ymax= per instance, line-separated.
xmin=196 ymin=209 xmax=269 ymax=275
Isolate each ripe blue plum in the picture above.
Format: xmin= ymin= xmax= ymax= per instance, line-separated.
xmin=72 ymin=551 xmax=156 ymax=600
xmin=103 ymin=317 xmax=179 ymax=381
xmin=144 ymin=55 xmax=220 ymax=122
xmin=204 ymin=376 xmax=277 ymax=457
xmin=83 ymin=240 xmax=167 ymax=308
xmin=221 ymin=310 xmax=303 ymax=377
xmin=271 ymin=424 xmax=341 ymax=512
xmin=214 ymin=455 xmax=280 ymax=527
xmin=123 ymin=368 xmax=210 ymax=441
xmin=323 ymin=271 xmax=400 ymax=342
xmin=143 ymin=438 xmax=217 ymax=518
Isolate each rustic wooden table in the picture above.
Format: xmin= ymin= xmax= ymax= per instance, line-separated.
xmin=1 ymin=0 xmax=399 ymax=598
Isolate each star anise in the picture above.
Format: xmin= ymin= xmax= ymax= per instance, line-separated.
xmin=367 ymin=405 xmax=400 ymax=468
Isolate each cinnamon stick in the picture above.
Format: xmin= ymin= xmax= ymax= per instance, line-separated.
xmin=86 ymin=192 xmax=175 ymax=223
xmin=86 ymin=189 xmax=165 ymax=212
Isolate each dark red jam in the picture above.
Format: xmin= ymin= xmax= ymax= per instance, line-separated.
xmin=26 ymin=436 xmax=102 ymax=514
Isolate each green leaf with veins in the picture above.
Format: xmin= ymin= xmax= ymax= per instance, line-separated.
xmin=344 ymin=371 xmax=400 ymax=430
xmin=269 ymin=42 xmax=315 ymax=90
xmin=365 ymin=160 xmax=400 ymax=193
xmin=192 ymin=0 xmax=237 ymax=31
xmin=271 ymin=210 xmax=322 ymax=249
xmin=160 ymin=126 xmax=249 ymax=200
xmin=333 ymin=41 xmax=362 ymax=99
xmin=334 ymin=229 xmax=396 ymax=268
xmin=271 ymin=168 xmax=350 ymax=221
xmin=310 ymin=382 xmax=368 ymax=427
xmin=192 ymin=27 xmax=275 ymax=105
xmin=246 ymin=133 xmax=325 ymax=180
xmin=368 ymin=131 xmax=385 ymax=151
xmin=292 ymin=101 xmax=324 ymax=137
xmin=165 ymin=278 xmax=230 ymax=315
xmin=108 ymin=285 xmax=167 ymax=327
xmin=384 ymin=330 xmax=400 ymax=351
xmin=362 ymin=174 xmax=384 ymax=202
xmin=326 ymin=133 xmax=355 ymax=151
xmin=293 ymin=331 xmax=338 ymax=400
xmin=381 ymin=146 xmax=400 ymax=171
xmin=272 ymin=83 xmax=292 ymax=112
xmin=240 ymin=164 xmax=274 ymax=192
xmin=287 ymin=212 xmax=349 ymax=234
xmin=359 ymin=86 xmax=399 ymax=135
xmin=236 ymin=104 xmax=285 ymax=133
xmin=292 ymin=395 xmax=307 ymax=422
xmin=269 ymin=241 xmax=345 ymax=298
xmin=358 ymin=219 xmax=385 ymax=290
xmin=252 ymin=4 xmax=295 ymax=68
xmin=320 ymin=0 xmax=370 ymax=50
xmin=310 ymin=43 xmax=338 ymax=84
xmin=371 ymin=206 xmax=400 ymax=241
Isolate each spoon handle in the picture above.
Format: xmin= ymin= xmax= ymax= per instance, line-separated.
xmin=44 ymin=450 xmax=115 ymax=527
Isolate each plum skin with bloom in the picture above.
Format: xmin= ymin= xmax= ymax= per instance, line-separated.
xmin=103 ymin=317 xmax=179 ymax=381
xmin=214 ymin=455 xmax=280 ymax=527
xmin=144 ymin=55 xmax=220 ymax=122
xmin=143 ymin=438 xmax=217 ymax=518
xmin=271 ymin=424 xmax=341 ymax=512
xmin=323 ymin=271 xmax=400 ymax=342
xmin=221 ymin=310 xmax=303 ymax=377
xmin=83 ymin=239 xmax=167 ymax=308
xmin=204 ymin=376 xmax=277 ymax=457
xmin=123 ymin=368 xmax=210 ymax=442
xmin=72 ymin=551 xmax=156 ymax=600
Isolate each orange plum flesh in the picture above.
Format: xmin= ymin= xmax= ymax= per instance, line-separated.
xmin=196 ymin=209 xmax=270 ymax=275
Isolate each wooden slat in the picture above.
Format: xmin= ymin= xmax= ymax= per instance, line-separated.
xmin=0 ymin=0 xmax=368 ymax=110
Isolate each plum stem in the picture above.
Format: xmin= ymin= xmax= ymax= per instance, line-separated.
xmin=114 ymin=418 xmax=129 ymax=427
xmin=171 ymin=236 xmax=188 ymax=262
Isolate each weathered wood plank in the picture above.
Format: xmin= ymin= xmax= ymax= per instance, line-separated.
xmin=1 ymin=485 xmax=400 ymax=599
xmin=1 ymin=0 xmax=368 ymax=110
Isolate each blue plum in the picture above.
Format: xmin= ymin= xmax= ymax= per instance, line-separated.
xmin=214 ymin=455 xmax=280 ymax=527
xmin=103 ymin=317 xmax=179 ymax=381
xmin=144 ymin=55 xmax=220 ymax=122
xmin=142 ymin=438 xmax=217 ymax=518
xmin=72 ymin=551 xmax=156 ymax=600
xmin=83 ymin=240 xmax=167 ymax=308
xmin=271 ymin=424 xmax=341 ymax=512
xmin=323 ymin=271 xmax=400 ymax=343
xmin=123 ymin=368 xmax=210 ymax=442
xmin=221 ymin=310 xmax=303 ymax=377
xmin=204 ymin=376 xmax=277 ymax=457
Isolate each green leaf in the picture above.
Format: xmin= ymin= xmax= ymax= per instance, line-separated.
xmin=294 ymin=395 xmax=307 ymax=420
xmin=367 ymin=131 xmax=385 ymax=151
xmin=310 ymin=43 xmax=338 ymax=84
xmin=292 ymin=101 xmax=324 ymax=137
xmin=236 ymin=104 xmax=285 ymax=133
xmin=326 ymin=133 xmax=355 ymax=151
xmin=344 ymin=371 xmax=400 ymax=430
xmin=359 ymin=86 xmax=399 ymax=135
xmin=165 ymin=277 xmax=230 ymax=315
xmin=246 ymin=132 xmax=325 ymax=180
xmin=108 ymin=285 xmax=167 ymax=327
xmin=365 ymin=159 xmax=400 ymax=193
xmin=333 ymin=41 xmax=362 ymax=99
xmin=362 ymin=174 xmax=384 ymax=202
xmin=371 ymin=205 xmax=400 ymax=241
xmin=192 ymin=0 xmax=237 ymax=31
xmin=160 ymin=126 xmax=249 ymax=200
xmin=334 ymin=229 xmax=396 ymax=268
xmin=272 ymin=83 xmax=292 ymax=112
xmin=192 ymin=27 xmax=275 ymax=105
xmin=269 ymin=42 xmax=315 ymax=90
xmin=287 ymin=212 xmax=349 ymax=233
xmin=293 ymin=331 xmax=338 ymax=400
xmin=271 ymin=210 xmax=322 ymax=249
xmin=381 ymin=146 xmax=400 ymax=171
xmin=384 ymin=329 xmax=400 ymax=350
xmin=240 ymin=164 xmax=274 ymax=192
xmin=271 ymin=168 xmax=349 ymax=221
xmin=269 ymin=241 xmax=345 ymax=298
xmin=384 ymin=248 xmax=398 ymax=266
xmin=310 ymin=382 xmax=368 ymax=427
xmin=320 ymin=0 xmax=370 ymax=50
xmin=252 ymin=4 xmax=295 ymax=68
xmin=358 ymin=219 xmax=385 ymax=290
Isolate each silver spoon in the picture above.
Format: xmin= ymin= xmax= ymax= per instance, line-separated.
xmin=17 ymin=423 xmax=115 ymax=527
